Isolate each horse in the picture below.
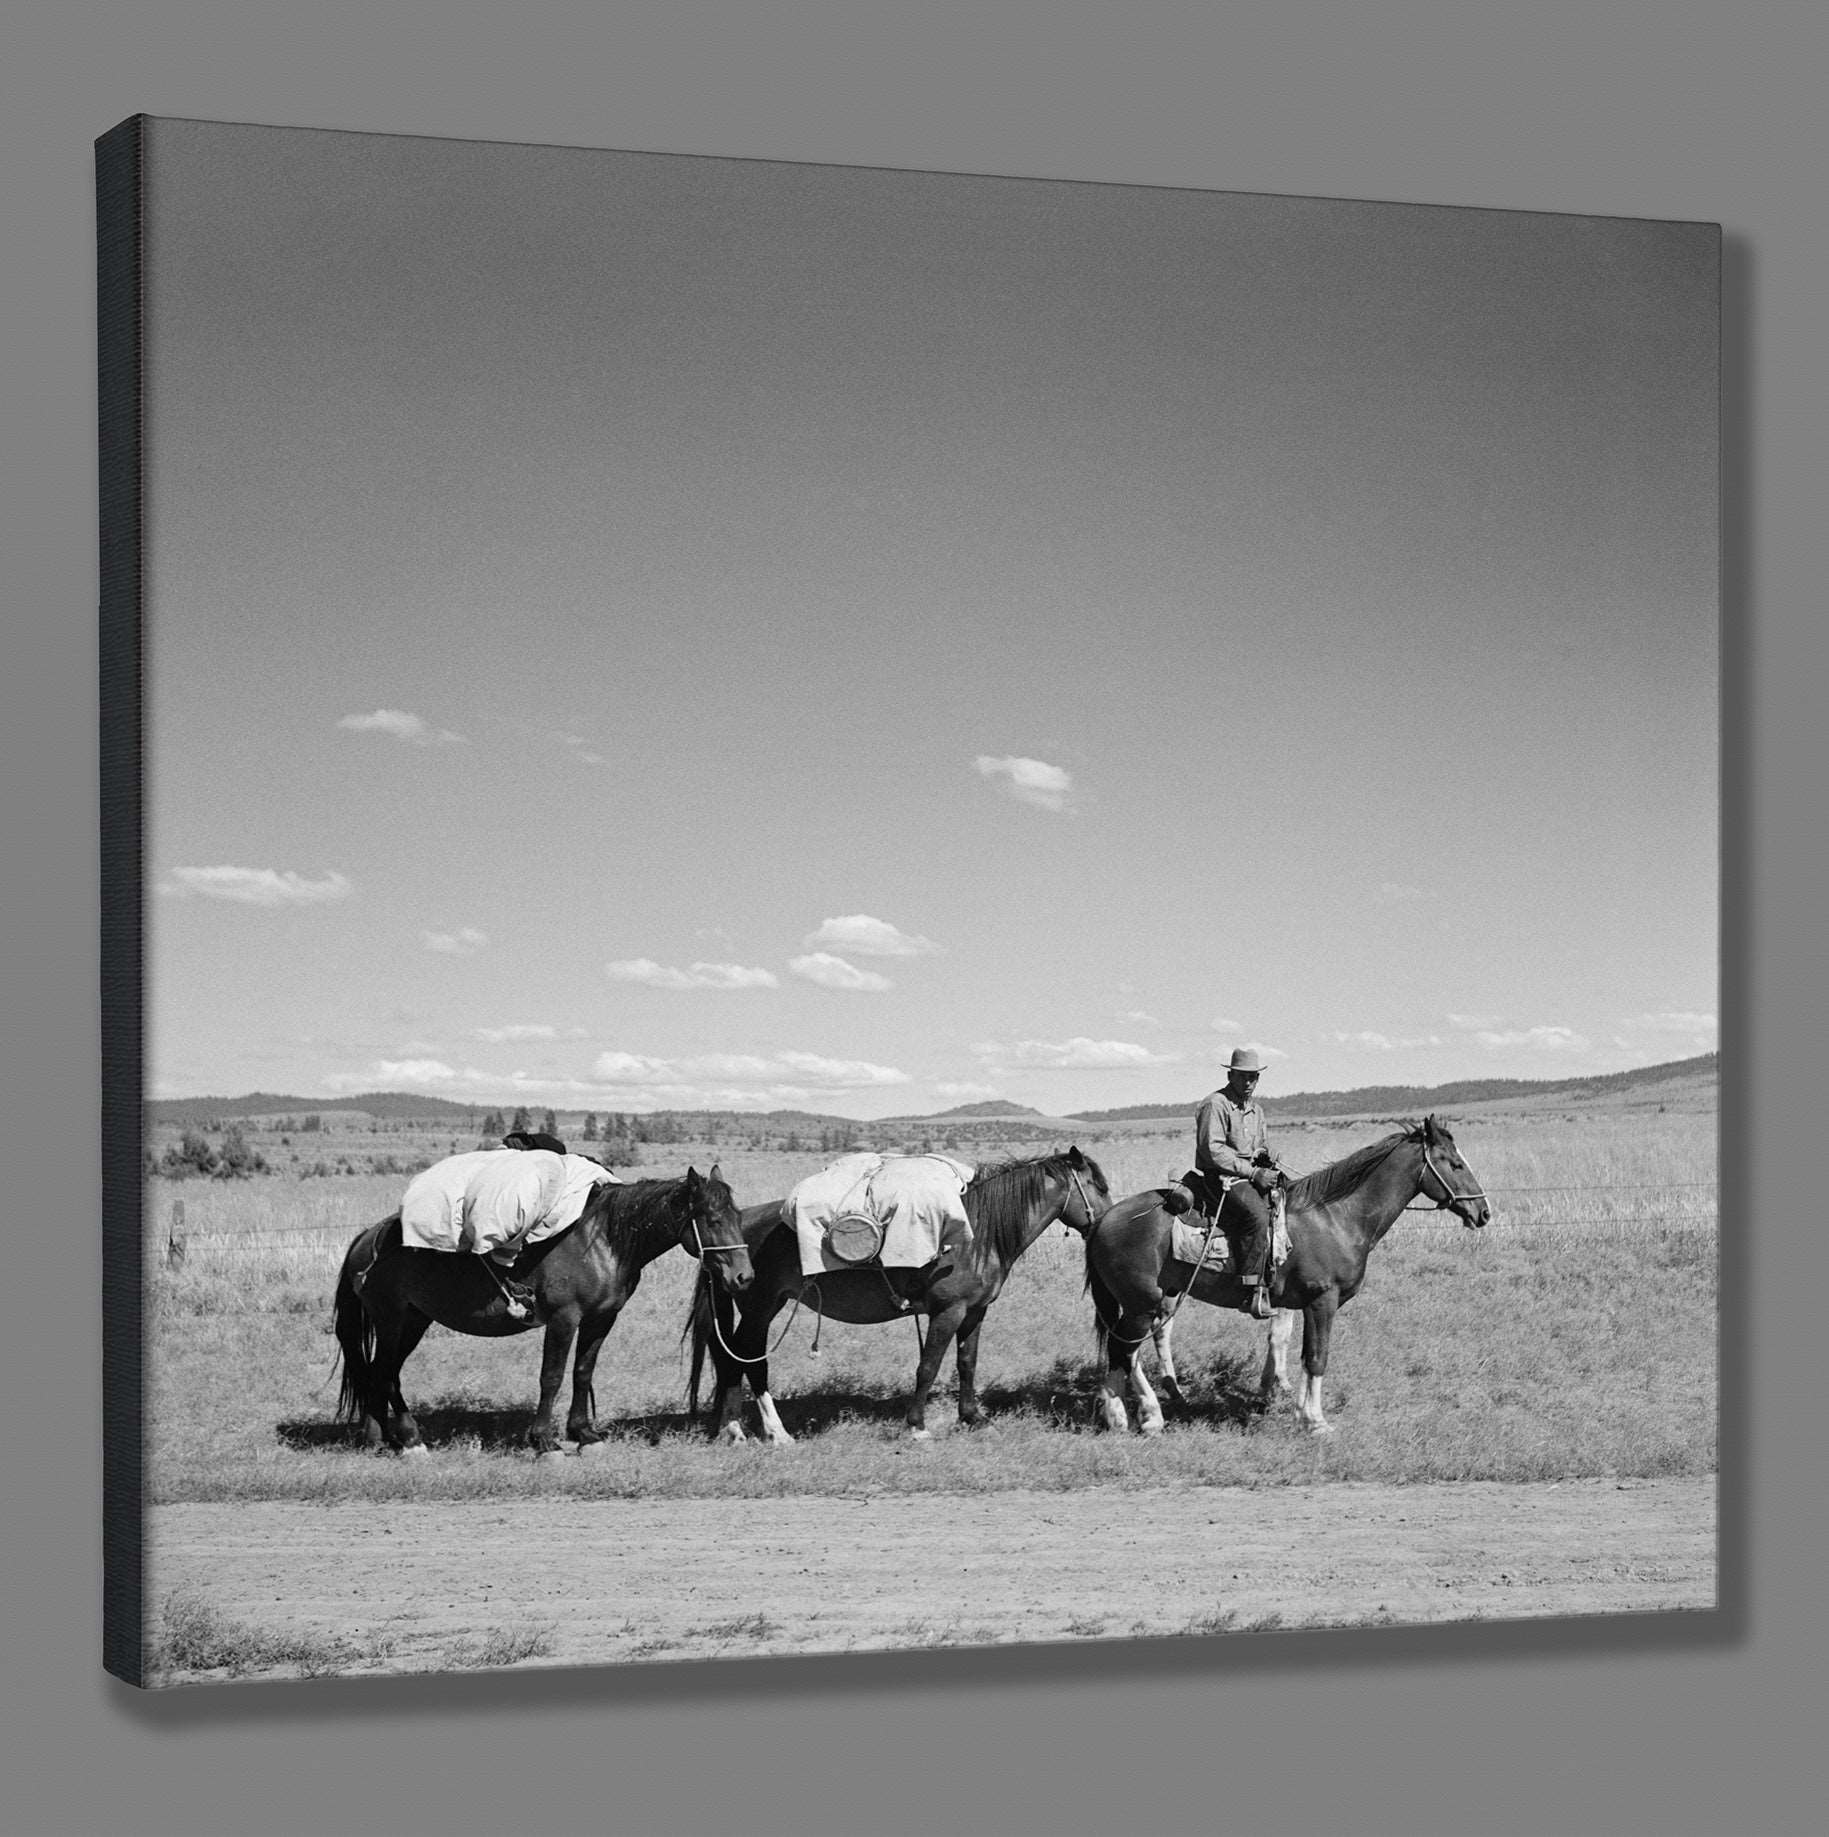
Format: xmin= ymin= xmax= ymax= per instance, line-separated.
xmin=686 ymin=1146 xmax=1112 ymax=1442
xmin=333 ymin=1165 xmax=753 ymax=1459
xmin=1084 ymin=1115 xmax=1489 ymax=1435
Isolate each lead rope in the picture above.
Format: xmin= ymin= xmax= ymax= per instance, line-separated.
xmin=702 ymin=1280 xmax=805 ymax=1367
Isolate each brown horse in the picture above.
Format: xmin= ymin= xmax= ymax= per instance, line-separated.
xmin=1084 ymin=1117 xmax=1489 ymax=1433
xmin=334 ymin=1166 xmax=752 ymax=1458
xmin=687 ymin=1146 xmax=1111 ymax=1440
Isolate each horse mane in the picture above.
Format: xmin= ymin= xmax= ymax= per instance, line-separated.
xmin=579 ymin=1175 xmax=694 ymax=1261
xmin=963 ymin=1149 xmax=1109 ymax=1271
xmin=1283 ymin=1124 xmax=1421 ymax=1211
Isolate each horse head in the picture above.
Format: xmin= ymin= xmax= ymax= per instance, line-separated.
xmin=675 ymin=1163 xmax=755 ymax=1292
xmin=1418 ymin=1116 xmax=1491 ymax=1229
xmin=1059 ymin=1144 xmax=1113 ymax=1236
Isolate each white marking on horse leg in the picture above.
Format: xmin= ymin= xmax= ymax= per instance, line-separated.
xmin=718 ymin=1419 xmax=748 ymax=1445
xmin=400 ymin=1443 xmax=430 ymax=1462
xmin=755 ymin=1393 xmax=795 ymax=1445
xmin=1301 ymin=1373 xmax=1331 ymax=1433
xmin=534 ymin=1449 xmax=568 ymax=1465
xmin=1098 ymin=1369 xmax=1130 ymax=1433
xmin=1130 ymin=1354 xmax=1166 ymax=1436
xmin=1152 ymin=1318 xmax=1187 ymax=1411
xmin=1261 ymin=1310 xmax=1296 ymax=1401
xmin=908 ymin=1426 xmax=933 ymax=1441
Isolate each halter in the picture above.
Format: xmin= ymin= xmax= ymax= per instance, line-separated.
xmin=683 ymin=1204 xmax=750 ymax=1266
xmin=1419 ymin=1137 xmax=1489 ymax=1222
xmin=1063 ymin=1160 xmax=1106 ymax=1235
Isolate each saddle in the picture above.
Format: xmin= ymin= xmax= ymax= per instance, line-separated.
xmin=1173 ymin=1167 xmax=1232 ymax=1219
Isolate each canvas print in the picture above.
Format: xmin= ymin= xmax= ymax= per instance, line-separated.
xmin=100 ymin=117 xmax=1719 ymax=1687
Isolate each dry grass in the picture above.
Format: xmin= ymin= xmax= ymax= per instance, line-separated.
xmin=141 ymin=1106 xmax=1717 ymax=1506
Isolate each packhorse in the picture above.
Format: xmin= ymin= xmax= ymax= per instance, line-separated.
xmin=334 ymin=1166 xmax=752 ymax=1457
xmin=687 ymin=1146 xmax=1111 ymax=1441
xmin=1084 ymin=1116 xmax=1489 ymax=1434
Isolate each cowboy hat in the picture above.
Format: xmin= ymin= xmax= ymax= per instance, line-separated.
xmin=1227 ymin=1047 xmax=1264 ymax=1074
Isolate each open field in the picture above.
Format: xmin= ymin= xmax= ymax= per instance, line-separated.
xmin=137 ymin=1101 xmax=1717 ymax=1681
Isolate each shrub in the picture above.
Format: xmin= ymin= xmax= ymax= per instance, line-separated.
xmin=160 ymin=1130 xmax=218 ymax=1179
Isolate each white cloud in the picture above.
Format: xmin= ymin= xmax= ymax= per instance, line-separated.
xmin=423 ymin=927 xmax=488 ymax=955
xmin=1448 ymin=1012 xmax=1504 ymax=1030
xmin=590 ymin=1050 xmax=678 ymax=1083
xmin=934 ymin=1081 xmax=1003 ymax=1102
xmin=1374 ymin=881 xmax=1431 ymax=905
xmin=475 ymin=1024 xmax=558 ymax=1043
xmin=555 ymin=732 xmax=607 ymax=767
xmin=974 ymin=1036 xmax=1172 ymax=1071
xmin=805 ymin=914 xmax=942 ymax=958
xmin=1474 ymin=1025 xmax=1589 ymax=1052
xmin=1209 ymin=1016 xmax=1243 ymax=1034
xmin=1630 ymin=1011 xmax=1718 ymax=1037
xmin=589 ymin=1046 xmax=908 ymax=1093
xmin=323 ymin=1058 xmax=459 ymax=1090
xmin=165 ymin=866 xmax=352 ymax=907
xmin=338 ymin=709 xmax=464 ymax=746
xmin=774 ymin=1050 xmax=910 ymax=1087
xmin=606 ymin=958 xmax=779 ymax=989
xmin=1120 ymin=1009 xmax=1163 ymax=1027
xmin=690 ymin=962 xmax=781 ymax=989
xmin=1329 ymin=1030 xmax=1445 ymax=1051
xmin=975 ymin=754 xmax=1074 ymax=812
xmin=789 ymin=953 xmax=893 ymax=992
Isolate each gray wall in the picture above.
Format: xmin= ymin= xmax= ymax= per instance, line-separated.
xmin=6 ymin=4 xmax=1822 ymax=1831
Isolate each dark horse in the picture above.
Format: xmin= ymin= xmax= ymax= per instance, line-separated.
xmin=334 ymin=1166 xmax=753 ymax=1458
xmin=687 ymin=1146 xmax=1111 ymax=1441
xmin=1084 ymin=1116 xmax=1489 ymax=1434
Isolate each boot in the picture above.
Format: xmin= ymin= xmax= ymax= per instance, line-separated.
xmin=1242 ymin=1234 xmax=1273 ymax=1317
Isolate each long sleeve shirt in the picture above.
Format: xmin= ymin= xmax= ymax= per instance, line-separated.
xmin=1195 ymin=1089 xmax=1273 ymax=1181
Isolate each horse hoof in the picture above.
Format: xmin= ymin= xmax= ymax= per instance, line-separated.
xmin=1139 ymin=1419 xmax=1165 ymax=1438
xmin=719 ymin=1425 xmax=747 ymax=1446
xmin=400 ymin=1444 xmax=431 ymax=1461
xmin=908 ymin=1427 xmax=933 ymax=1442
xmin=574 ymin=1440 xmax=604 ymax=1458
xmin=534 ymin=1449 xmax=568 ymax=1465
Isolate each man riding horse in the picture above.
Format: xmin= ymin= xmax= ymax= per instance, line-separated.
xmin=1189 ymin=1046 xmax=1283 ymax=1318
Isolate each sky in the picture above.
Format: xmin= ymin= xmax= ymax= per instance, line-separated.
xmin=141 ymin=120 xmax=1719 ymax=1119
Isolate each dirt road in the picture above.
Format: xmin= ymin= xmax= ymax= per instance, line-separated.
xmin=149 ymin=1476 xmax=1714 ymax=1680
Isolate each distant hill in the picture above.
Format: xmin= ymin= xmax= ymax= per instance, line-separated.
xmin=1066 ymin=1052 xmax=1717 ymax=1123
xmin=147 ymin=1091 xmax=482 ymax=1124
xmin=148 ymin=1053 xmax=1715 ymax=1133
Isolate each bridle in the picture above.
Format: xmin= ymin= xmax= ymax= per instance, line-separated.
xmin=683 ymin=1205 xmax=751 ymax=1270
xmin=1063 ymin=1161 xmax=1108 ymax=1235
xmin=1419 ymin=1138 xmax=1489 ymax=1225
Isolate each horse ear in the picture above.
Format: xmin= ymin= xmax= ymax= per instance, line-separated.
xmin=708 ymin=1161 xmax=723 ymax=1183
xmin=1067 ymin=1144 xmax=1086 ymax=1167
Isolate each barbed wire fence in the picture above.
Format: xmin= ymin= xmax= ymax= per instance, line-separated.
xmin=152 ymin=1179 xmax=1721 ymax=1276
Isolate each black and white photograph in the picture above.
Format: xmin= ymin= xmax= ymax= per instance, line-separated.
xmin=105 ymin=115 xmax=1718 ymax=1689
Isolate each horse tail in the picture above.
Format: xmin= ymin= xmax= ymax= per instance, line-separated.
xmin=1084 ymin=1250 xmax=1120 ymax=1361
xmin=332 ymin=1224 xmax=383 ymax=1425
xmin=682 ymin=1259 xmax=715 ymax=1418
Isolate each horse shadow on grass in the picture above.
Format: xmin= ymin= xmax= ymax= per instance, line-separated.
xmin=277 ymin=1350 xmax=1302 ymax=1452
